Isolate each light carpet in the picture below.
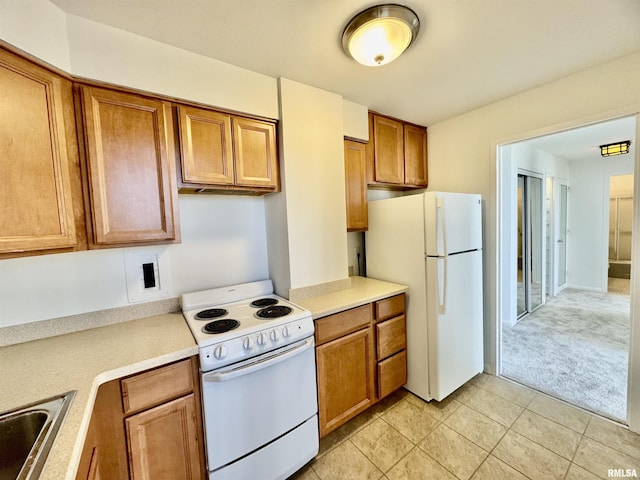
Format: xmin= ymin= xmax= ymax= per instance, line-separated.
xmin=501 ymin=287 xmax=630 ymax=423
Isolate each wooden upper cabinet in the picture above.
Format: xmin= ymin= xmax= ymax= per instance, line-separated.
xmin=79 ymin=86 xmax=179 ymax=245
xmin=232 ymin=117 xmax=278 ymax=188
xmin=368 ymin=112 xmax=428 ymax=189
xmin=404 ymin=123 xmax=428 ymax=187
xmin=176 ymin=104 xmax=278 ymax=192
xmin=344 ymin=139 xmax=368 ymax=232
xmin=372 ymin=115 xmax=404 ymax=184
xmin=178 ymin=106 xmax=234 ymax=185
xmin=0 ymin=48 xmax=85 ymax=256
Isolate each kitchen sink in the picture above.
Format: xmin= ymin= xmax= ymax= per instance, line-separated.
xmin=0 ymin=391 xmax=76 ymax=480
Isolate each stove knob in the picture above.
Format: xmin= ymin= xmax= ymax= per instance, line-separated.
xmin=213 ymin=344 xmax=228 ymax=360
xmin=257 ymin=332 xmax=267 ymax=346
xmin=282 ymin=326 xmax=291 ymax=337
xmin=270 ymin=329 xmax=279 ymax=341
xmin=243 ymin=337 xmax=255 ymax=350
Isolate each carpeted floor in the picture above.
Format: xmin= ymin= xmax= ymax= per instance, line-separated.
xmin=501 ymin=285 xmax=630 ymax=423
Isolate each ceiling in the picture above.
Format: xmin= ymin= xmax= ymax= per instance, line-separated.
xmin=49 ymin=0 xmax=640 ymax=127
xmin=520 ymin=116 xmax=636 ymax=163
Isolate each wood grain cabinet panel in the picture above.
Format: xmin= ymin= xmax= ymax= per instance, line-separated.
xmin=126 ymin=394 xmax=203 ymax=480
xmin=376 ymin=315 xmax=407 ymax=361
xmin=79 ymin=86 xmax=179 ymax=245
xmin=378 ymin=350 xmax=408 ymax=399
xmin=316 ymin=326 xmax=376 ymax=437
xmin=344 ymin=139 xmax=368 ymax=232
xmin=315 ymin=304 xmax=372 ymax=345
xmin=0 ymin=47 xmax=84 ymax=255
xmin=178 ymin=106 xmax=234 ymax=185
xmin=404 ymin=123 xmax=428 ymax=187
xmin=372 ymin=115 xmax=404 ymax=184
xmin=375 ymin=294 xmax=406 ymax=321
xmin=232 ymin=117 xmax=278 ymax=188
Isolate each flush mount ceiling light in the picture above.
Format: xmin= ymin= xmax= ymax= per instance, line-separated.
xmin=342 ymin=4 xmax=420 ymax=67
xmin=600 ymin=141 xmax=631 ymax=157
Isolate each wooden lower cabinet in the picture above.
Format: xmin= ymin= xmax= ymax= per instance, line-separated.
xmin=76 ymin=357 xmax=205 ymax=480
xmin=126 ymin=394 xmax=202 ymax=480
xmin=316 ymin=326 xmax=376 ymax=437
xmin=315 ymin=294 xmax=407 ymax=438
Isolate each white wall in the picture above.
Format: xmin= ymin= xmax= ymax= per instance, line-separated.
xmin=427 ymin=48 xmax=640 ymax=376
xmin=567 ymin=155 xmax=634 ymax=291
xmin=267 ymin=78 xmax=348 ymax=294
xmin=0 ymin=0 xmax=70 ymax=71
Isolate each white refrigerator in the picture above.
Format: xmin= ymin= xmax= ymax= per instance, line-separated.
xmin=365 ymin=192 xmax=484 ymax=402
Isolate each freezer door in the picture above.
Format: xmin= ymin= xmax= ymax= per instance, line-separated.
xmin=426 ymin=250 xmax=484 ymax=401
xmin=425 ymin=192 xmax=482 ymax=256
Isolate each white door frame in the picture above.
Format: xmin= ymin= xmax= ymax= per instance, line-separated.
xmin=553 ymin=179 xmax=569 ymax=295
xmin=495 ymin=109 xmax=640 ymax=431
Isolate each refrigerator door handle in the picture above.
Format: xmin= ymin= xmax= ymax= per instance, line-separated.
xmin=437 ymin=197 xmax=447 ymax=256
xmin=438 ymin=257 xmax=447 ymax=314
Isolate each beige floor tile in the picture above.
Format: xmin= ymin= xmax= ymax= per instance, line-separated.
xmin=336 ymin=406 xmax=378 ymax=438
xmin=419 ymin=424 xmax=488 ymax=480
xmin=406 ymin=394 xmax=462 ymax=421
xmin=493 ymin=431 xmax=570 ymax=480
xmin=317 ymin=427 xmax=347 ymax=458
xmin=381 ymin=398 xmax=439 ymax=443
xmin=470 ymin=455 xmax=528 ymax=480
xmin=312 ymin=440 xmax=383 ymax=480
xmin=480 ymin=376 xmax=536 ymax=407
xmin=444 ymin=404 xmax=507 ymax=451
xmin=465 ymin=388 xmax=524 ymax=427
xmin=450 ymin=382 xmax=482 ymax=405
xmin=369 ymin=388 xmax=411 ymax=416
xmin=573 ymin=437 xmax=640 ymax=478
xmin=527 ymin=394 xmax=591 ymax=434
xmin=511 ymin=410 xmax=581 ymax=460
xmin=469 ymin=373 xmax=491 ymax=386
xmin=288 ymin=462 xmax=320 ymax=480
xmin=585 ymin=416 xmax=640 ymax=460
xmin=385 ymin=447 xmax=458 ymax=480
xmin=351 ymin=418 xmax=414 ymax=473
xmin=564 ymin=464 xmax=602 ymax=480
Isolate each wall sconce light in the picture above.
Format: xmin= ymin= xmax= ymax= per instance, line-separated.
xmin=342 ymin=4 xmax=420 ymax=67
xmin=600 ymin=141 xmax=631 ymax=157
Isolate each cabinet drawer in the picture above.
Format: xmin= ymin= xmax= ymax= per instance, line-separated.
xmin=375 ymin=294 xmax=406 ymax=322
xmin=121 ymin=359 xmax=194 ymax=415
xmin=378 ymin=350 xmax=407 ymax=399
xmin=315 ymin=304 xmax=372 ymax=346
xmin=376 ymin=315 xmax=407 ymax=360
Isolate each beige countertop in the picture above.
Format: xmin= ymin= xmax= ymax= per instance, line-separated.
xmin=0 ymin=312 xmax=197 ymax=480
xmin=294 ymin=276 xmax=408 ymax=319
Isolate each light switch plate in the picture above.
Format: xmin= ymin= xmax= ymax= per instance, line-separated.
xmin=124 ymin=247 xmax=171 ymax=303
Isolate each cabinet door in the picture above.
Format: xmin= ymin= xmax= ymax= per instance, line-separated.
xmin=404 ymin=124 xmax=428 ymax=186
xmin=316 ymin=327 xmax=375 ymax=437
xmin=178 ymin=106 xmax=234 ymax=185
xmin=80 ymin=86 xmax=179 ymax=245
xmin=0 ymin=49 xmax=83 ymax=254
xmin=378 ymin=350 xmax=408 ymax=399
xmin=232 ymin=117 xmax=278 ymax=188
xmin=126 ymin=394 xmax=203 ymax=480
xmin=373 ymin=115 xmax=404 ymax=184
xmin=344 ymin=140 xmax=368 ymax=231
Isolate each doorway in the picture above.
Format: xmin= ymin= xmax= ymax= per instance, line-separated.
xmin=498 ymin=115 xmax=636 ymax=423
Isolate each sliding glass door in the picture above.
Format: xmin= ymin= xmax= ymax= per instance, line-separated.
xmin=517 ymin=172 xmax=544 ymax=319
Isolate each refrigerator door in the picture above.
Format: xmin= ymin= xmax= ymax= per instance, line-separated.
xmin=426 ymin=250 xmax=484 ymax=401
xmin=366 ymin=194 xmax=430 ymax=400
xmin=425 ymin=192 xmax=482 ymax=256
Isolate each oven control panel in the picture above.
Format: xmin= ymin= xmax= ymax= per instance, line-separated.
xmin=199 ymin=317 xmax=315 ymax=371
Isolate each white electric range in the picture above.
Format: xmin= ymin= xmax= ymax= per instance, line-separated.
xmin=181 ymin=279 xmax=318 ymax=480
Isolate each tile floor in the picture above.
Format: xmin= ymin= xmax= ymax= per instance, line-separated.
xmin=291 ymin=374 xmax=640 ymax=480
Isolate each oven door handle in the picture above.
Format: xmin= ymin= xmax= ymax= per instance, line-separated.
xmin=203 ymin=337 xmax=314 ymax=382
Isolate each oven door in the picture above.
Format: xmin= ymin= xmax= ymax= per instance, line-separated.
xmin=201 ymin=336 xmax=318 ymax=473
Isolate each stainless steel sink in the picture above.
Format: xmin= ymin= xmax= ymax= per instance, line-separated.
xmin=0 ymin=391 xmax=76 ymax=480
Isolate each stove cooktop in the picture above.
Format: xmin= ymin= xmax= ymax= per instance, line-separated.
xmin=180 ymin=280 xmax=315 ymax=371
